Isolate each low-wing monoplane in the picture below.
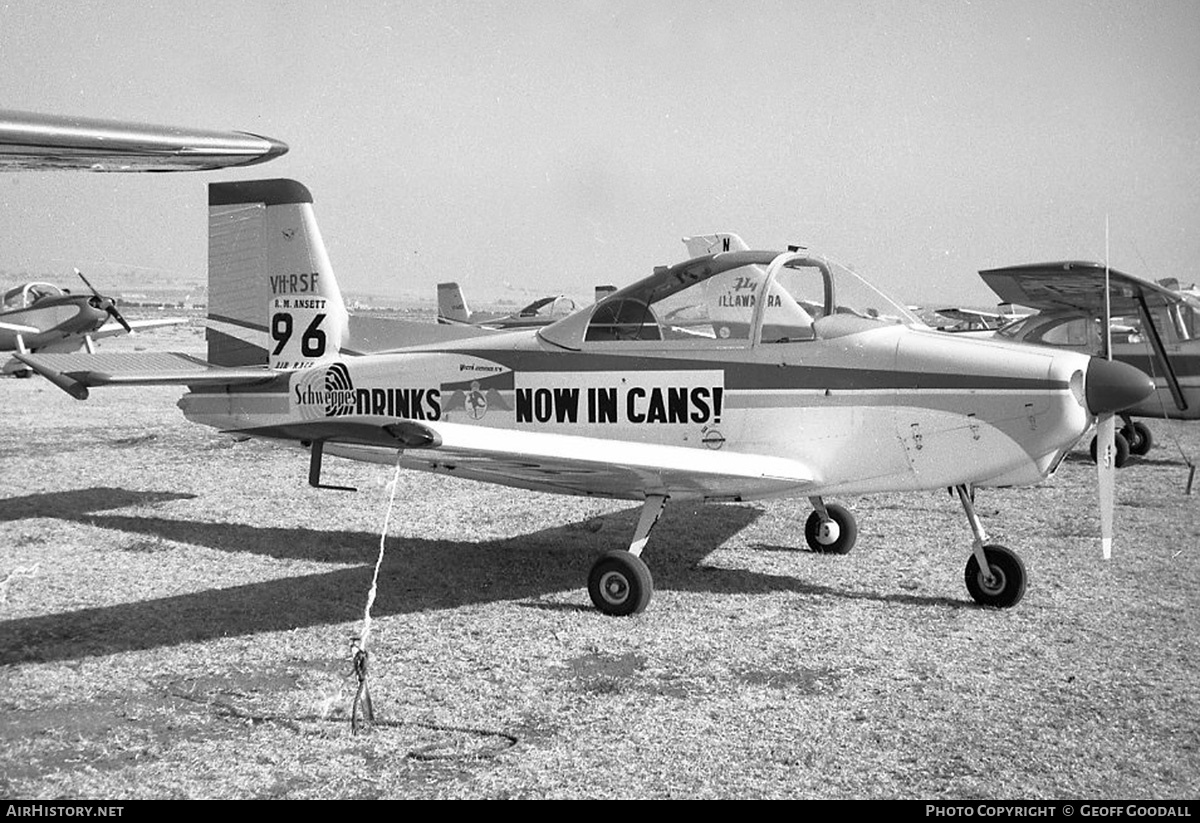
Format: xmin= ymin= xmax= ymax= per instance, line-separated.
xmin=436 ymin=282 xmax=580 ymax=329
xmin=979 ymin=261 xmax=1200 ymax=463
xmin=1 ymin=270 xmax=186 ymax=375
xmin=934 ymin=306 xmax=1029 ymax=333
xmin=0 ymin=109 xmax=288 ymax=172
xmin=19 ymin=179 xmax=1154 ymax=615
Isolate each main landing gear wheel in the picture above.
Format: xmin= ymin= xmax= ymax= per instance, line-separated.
xmin=588 ymin=550 xmax=653 ymax=616
xmin=804 ymin=503 xmax=858 ymax=554
xmin=1123 ymin=421 xmax=1153 ymax=456
xmin=1090 ymin=431 xmax=1130 ymax=468
xmin=964 ymin=544 xmax=1027 ymax=608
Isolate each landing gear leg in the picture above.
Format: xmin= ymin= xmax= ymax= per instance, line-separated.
xmin=1120 ymin=415 xmax=1153 ymax=457
xmin=587 ymin=494 xmax=664 ymax=616
xmin=956 ymin=485 xmax=1027 ymax=608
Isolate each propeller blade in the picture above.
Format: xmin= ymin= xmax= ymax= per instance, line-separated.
xmin=1096 ymin=412 xmax=1116 ymax=560
xmin=75 ymin=267 xmax=101 ymax=298
xmin=1097 ymin=218 xmax=1114 ymax=560
xmin=107 ymin=304 xmax=134 ymax=334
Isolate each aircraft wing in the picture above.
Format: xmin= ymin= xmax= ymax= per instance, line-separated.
xmin=345 ymin=314 xmax=498 ymax=353
xmin=979 ymin=261 xmax=1199 ymax=315
xmin=89 ymin=317 xmax=191 ymax=340
xmin=0 ymin=109 xmax=288 ymax=172
xmin=321 ymin=420 xmax=817 ymax=500
xmin=0 ymin=319 xmax=41 ymax=335
xmin=934 ymin=307 xmax=1003 ymax=325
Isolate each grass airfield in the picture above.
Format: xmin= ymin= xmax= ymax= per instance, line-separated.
xmin=1 ymin=316 xmax=1198 ymax=799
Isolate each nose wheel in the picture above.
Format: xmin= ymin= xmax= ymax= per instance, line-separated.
xmin=1121 ymin=420 xmax=1153 ymax=456
xmin=956 ymin=485 xmax=1027 ymax=608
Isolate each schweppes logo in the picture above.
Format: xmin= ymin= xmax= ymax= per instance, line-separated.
xmin=293 ymin=362 xmax=441 ymax=421
xmin=323 ymin=362 xmax=356 ymax=416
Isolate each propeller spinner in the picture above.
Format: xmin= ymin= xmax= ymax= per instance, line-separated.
xmin=75 ymin=268 xmax=133 ymax=333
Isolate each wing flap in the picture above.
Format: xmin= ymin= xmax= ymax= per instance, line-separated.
xmin=315 ymin=419 xmax=817 ymax=500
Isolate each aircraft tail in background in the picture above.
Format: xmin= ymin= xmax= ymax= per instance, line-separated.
xmin=436 ymin=281 xmax=472 ymax=325
xmin=682 ymin=233 xmax=750 ymax=258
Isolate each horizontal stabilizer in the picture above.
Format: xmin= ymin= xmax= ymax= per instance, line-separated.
xmin=14 ymin=351 xmax=275 ymax=397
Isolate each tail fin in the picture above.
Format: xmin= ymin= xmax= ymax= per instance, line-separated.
xmin=437 ymin=281 xmax=471 ymax=325
xmin=682 ymin=233 xmax=750 ymax=258
xmin=594 ymin=284 xmax=617 ymax=303
xmin=207 ymin=179 xmax=349 ymax=369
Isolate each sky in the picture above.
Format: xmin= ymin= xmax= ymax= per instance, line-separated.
xmin=1 ymin=0 xmax=1198 ymax=308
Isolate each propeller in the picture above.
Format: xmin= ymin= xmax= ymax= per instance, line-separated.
xmin=1096 ymin=223 xmax=1116 ymax=559
xmin=75 ymin=268 xmax=133 ymax=334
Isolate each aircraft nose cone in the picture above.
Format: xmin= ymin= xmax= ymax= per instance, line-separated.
xmin=1085 ymin=357 xmax=1155 ymax=416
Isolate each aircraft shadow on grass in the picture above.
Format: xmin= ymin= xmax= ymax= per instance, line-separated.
xmin=0 ymin=492 xmax=861 ymax=664
xmin=0 ymin=487 xmax=196 ymax=522
xmin=1 ymin=488 xmax=989 ymax=664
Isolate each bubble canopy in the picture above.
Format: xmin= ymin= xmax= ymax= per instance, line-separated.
xmin=538 ymin=250 xmax=922 ymax=350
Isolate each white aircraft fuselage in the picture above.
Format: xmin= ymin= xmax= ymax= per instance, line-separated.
xmin=179 ymin=312 xmax=1113 ymax=503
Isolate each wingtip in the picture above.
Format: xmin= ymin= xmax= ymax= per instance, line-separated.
xmin=235 ymin=133 xmax=290 ymax=167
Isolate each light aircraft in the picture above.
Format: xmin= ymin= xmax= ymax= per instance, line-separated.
xmin=1 ymin=270 xmax=186 ymax=375
xmin=978 ymin=261 xmax=1200 ymax=463
xmin=17 ymin=179 xmax=1155 ymax=615
xmin=934 ymin=306 xmax=1029 ymax=333
xmin=0 ymin=109 xmax=287 ymax=172
xmin=436 ymin=282 xmax=583 ymax=329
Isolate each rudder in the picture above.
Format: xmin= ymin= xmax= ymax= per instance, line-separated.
xmin=436 ymin=282 xmax=471 ymax=325
xmin=682 ymin=233 xmax=750 ymax=258
xmin=207 ymin=179 xmax=349 ymax=369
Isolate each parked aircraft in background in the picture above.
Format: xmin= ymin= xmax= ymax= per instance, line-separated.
xmin=683 ymin=233 xmax=749 ymax=257
xmin=1 ymin=270 xmax=186 ymax=375
xmin=934 ymin=306 xmax=1029 ymax=332
xmin=979 ymin=261 xmax=1200 ymax=464
xmin=0 ymin=109 xmax=288 ymax=172
xmin=437 ymin=282 xmax=579 ymax=328
xmin=19 ymin=180 xmax=1153 ymax=614
xmin=437 ymin=283 xmax=618 ymax=330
